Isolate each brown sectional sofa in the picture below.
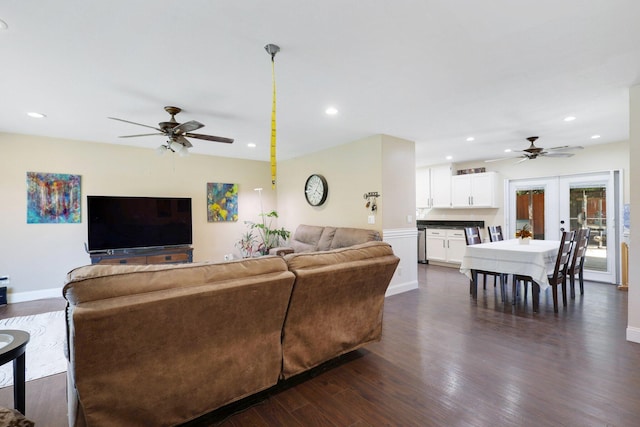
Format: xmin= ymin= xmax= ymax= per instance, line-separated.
xmin=63 ymin=241 xmax=399 ymax=427
xmin=269 ymin=224 xmax=382 ymax=255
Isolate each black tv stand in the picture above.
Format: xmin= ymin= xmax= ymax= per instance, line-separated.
xmin=90 ymin=246 xmax=193 ymax=265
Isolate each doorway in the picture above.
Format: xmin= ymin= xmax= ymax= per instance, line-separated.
xmin=507 ymin=171 xmax=620 ymax=284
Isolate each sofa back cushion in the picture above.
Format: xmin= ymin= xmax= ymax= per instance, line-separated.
xmin=63 ymin=256 xmax=295 ymax=427
xmin=289 ymin=224 xmax=325 ymax=253
xmin=329 ymin=227 xmax=381 ymax=250
xmin=281 ymin=241 xmax=399 ymax=378
xmin=316 ymin=226 xmax=337 ymax=251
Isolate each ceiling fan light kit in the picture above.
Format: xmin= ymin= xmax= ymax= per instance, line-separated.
xmin=109 ymin=106 xmax=234 ymax=157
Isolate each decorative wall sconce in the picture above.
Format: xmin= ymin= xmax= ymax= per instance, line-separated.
xmin=363 ymin=192 xmax=380 ymax=213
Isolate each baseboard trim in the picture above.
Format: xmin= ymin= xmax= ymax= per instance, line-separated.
xmin=9 ymin=288 xmax=61 ymax=304
xmin=385 ymin=280 xmax=418 ymax=297
xmin=626 ymin=326 xmax=640 ymax=343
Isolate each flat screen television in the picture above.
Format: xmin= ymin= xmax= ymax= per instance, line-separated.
xmin=87 ymin=195 xmax=192 ymax=252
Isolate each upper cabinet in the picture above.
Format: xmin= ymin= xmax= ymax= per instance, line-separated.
xmin=450 ymin=171 xmax=500 ymax=208
xmin=416 ymin=165 xmax=452 ymax=209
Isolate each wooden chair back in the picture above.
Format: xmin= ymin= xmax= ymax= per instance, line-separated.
xmin=464 ymin=226 xmax=482 ymax=245
xmin=549 ymin=230 xmax=575 ymax=285
xmin=487 ymin=225 xmax=504 ymax=242
xmin=569 ymin=228 xmax=590 ymax=273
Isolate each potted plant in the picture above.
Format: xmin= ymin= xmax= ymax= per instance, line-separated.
xmin=240 ymin=210 xmax=291 ymax=256
xmin=235 ymin=229 xmax=258 ymax=258
xmin=515 ymin=223 xmax=533 ymax=244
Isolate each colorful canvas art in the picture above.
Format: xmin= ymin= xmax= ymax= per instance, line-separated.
xmin=207 ymin=183 xmax=238 ymax=222
xmin=26 ymin=172 xmax=81 ymax=223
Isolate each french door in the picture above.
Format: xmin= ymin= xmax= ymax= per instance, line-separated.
xmin=507 ymin=171 xmax=620 ymax=284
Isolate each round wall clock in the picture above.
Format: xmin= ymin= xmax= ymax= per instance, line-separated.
xmin=304 ymin=174 xmax=328 ymax=206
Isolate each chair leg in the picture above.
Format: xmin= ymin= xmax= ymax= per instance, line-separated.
xmin=570 ymin=274 xmax=576 ymax=299
xmin=551 ymin=285 xmax=559 ymax=313
xmin=483 ymin=274 xmax=487 ymax=290
xmin=579 ymin=269 xmax=585 ymax=295
xmin=561 ymin=278 xmax=568 ymax=307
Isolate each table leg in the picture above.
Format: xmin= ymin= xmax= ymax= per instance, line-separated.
xmin=471 ymin=270 xmax=478 ymax=299
xmin=13 ymin=352 xmax=26 ymax=415
xmin=532 ymin=282 xmax=540 ymax=313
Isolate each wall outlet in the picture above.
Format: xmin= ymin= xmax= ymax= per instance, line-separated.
xmin=368 ymin=215 xmax=375 ymax=224
xmin=407 ymin=215 xmax=413 ymax=223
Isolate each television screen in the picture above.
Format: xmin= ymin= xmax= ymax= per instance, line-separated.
xmin=87 ymin=196 xmax=192 ymax=252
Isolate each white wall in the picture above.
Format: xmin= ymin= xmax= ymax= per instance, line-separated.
xmin=0 ymin=133 xmax=275 ymax=301
xmin=276 ymin=135 xmax=383 ymax=232
xmin=277 ymin=134 xmax=418 ymax=295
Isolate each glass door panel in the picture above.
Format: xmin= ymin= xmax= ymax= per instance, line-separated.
xmin=516 ymin=189 xmax=546 ymax=239
xmin=508 ymin=172 xmax=618 ymax=284
xmin=569 ymin=186 xmax=607 ymax=272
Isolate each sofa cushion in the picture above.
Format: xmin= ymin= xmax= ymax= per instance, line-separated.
xmin=289 ymin=224 xmax=325 ymax=252
xmin=64 ymin=256 xmax=296 ymax=427
xmin=329 ymin=227 xmax=381 ymax=250
xmin=316 ymin=226 xmax=337 ymax=251
xmin=281 ymin=241 xmax=399 ymax=378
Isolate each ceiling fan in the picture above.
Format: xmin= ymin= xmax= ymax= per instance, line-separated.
xmin=108 ymin=106 xmax=234 ymax=156
xmin=486 ymin=136 xmax=583 ymax=163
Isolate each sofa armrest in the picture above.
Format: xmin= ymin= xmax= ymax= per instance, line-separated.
xmin=269 ymin=247 xmax=295 ymax=256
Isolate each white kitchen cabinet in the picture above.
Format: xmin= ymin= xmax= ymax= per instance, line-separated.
xmin=451 ymin=172 xmax=499 ymax=208
xmin=426 ymin=228 xmax=466 ymax=264
xmin=416 ymin=165 xmax=452 ymax=209
xmin=416 ymin=168 xmax=431 ymax=208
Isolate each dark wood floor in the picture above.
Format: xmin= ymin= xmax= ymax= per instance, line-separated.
xmin=2 ymin=264 xmax=639 ymax=427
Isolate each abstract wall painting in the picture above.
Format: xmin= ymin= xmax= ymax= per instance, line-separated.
xmin=207 ymin=182 xmax=238 ymax=222
xmin=26 ymin=172 xmax=81 ymax=223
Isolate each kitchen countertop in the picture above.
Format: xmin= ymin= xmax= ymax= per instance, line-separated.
xmin=417 ymin=220 xmax=485 ymax=230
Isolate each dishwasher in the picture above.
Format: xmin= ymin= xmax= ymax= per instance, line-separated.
xmin=417 ymin=225 xmax=427 ymax=264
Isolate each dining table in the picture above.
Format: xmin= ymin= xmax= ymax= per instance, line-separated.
xmin=459 ymin=238 xmax=560 ymax=311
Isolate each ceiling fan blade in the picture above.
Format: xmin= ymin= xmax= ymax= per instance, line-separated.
xmin=184 ymin=133 xmax=234 ymax=144
xmin=118 ymin=133 xmax=164 ymax=138
xmin=543 ymin=152 xmax=574 ymax=158
xmin=549 ymin=145 xmax=584 ymax=151
xmin=515 ymin=157 xmax=530 ymax=164
xmin=173 ymin=120 xmax=204 ymax=134
xmin=108 ymin=117 xmax=162 ymax=132
xmin=485 ymin=156 xmax=516 ymax=163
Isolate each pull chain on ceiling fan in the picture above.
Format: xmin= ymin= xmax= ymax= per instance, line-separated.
xmin=108 ymin=106 xmax=234 ymax=156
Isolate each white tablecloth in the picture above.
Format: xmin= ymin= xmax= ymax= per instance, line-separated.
xmin=459 ymin=239 xmax=559 ymax=290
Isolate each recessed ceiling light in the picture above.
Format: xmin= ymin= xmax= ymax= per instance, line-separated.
xmin=445 ymin=155 xmax=453 ymax=160
xmin=466 ymin=137 xmax=475 ymax=142
xmin=591 ymin=134 xmax=601 ymax=139
xmin=325 ymin=107 xmax=338 ymax=115
xmin=564 ymin=116 xmax=576 ymax=122
xmin=27 ymin=112 xmax=46 ymax=118
xmin=247 ymin=142 xmax=256 ymax=148
xmin=0 ymin=19 xmax=8 ymax=30
xmin=504 ymin=149 xmax=512 ymax=153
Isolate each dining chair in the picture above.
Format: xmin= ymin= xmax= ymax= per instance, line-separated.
xmin=517 ymin=230 xmax=575 ymax=312
xmin=487 ymin=225 xmax=504 ymax=242
xmin=464 ymin=226 xmax=506 ymax=300
xmin=567 ymin=227 xmax=590 ymax=298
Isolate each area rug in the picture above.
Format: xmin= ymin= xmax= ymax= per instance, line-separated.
xmin=0 ymin=311 xmax=66 ymax=388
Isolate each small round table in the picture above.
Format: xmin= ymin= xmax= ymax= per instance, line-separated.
xmin=0 ymin=330 xmax=30 ymax=415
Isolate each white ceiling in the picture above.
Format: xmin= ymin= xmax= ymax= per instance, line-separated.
xmin=2 ymin=1 xmax=639 ymax=167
